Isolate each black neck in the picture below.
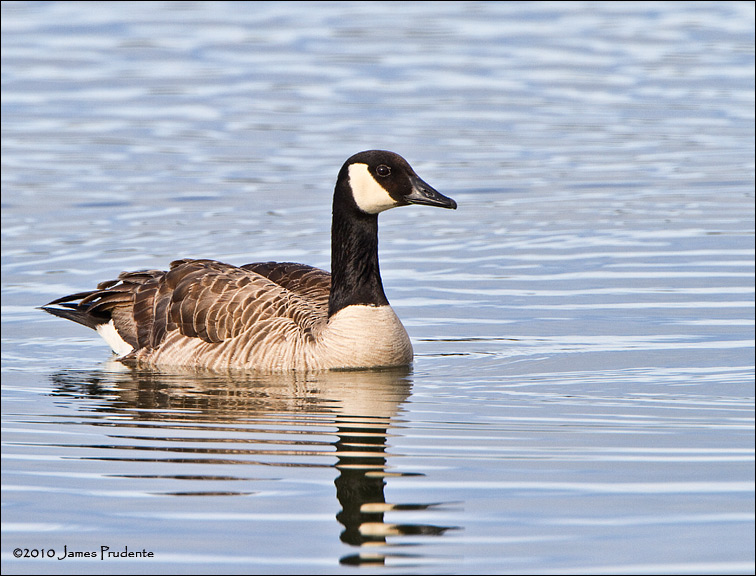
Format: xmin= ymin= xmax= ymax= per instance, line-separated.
xmin=328 ymin=186 xmax=389 ymax=317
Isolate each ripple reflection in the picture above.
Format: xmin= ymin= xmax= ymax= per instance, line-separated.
xmin=47 ymin=366 xmax=458 ymax=566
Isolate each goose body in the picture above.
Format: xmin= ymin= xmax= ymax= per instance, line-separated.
xmin=42 ymin=150 xmax=456 ymax=371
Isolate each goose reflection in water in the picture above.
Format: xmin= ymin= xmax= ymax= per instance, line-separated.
xmin=49 ymin=365 xmax=458 ymax=567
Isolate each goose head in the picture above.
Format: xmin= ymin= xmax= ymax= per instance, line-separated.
xmin=337 ymin=150 xmax=457 ymax=215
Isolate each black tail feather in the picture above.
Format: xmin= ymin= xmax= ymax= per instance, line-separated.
xmin=40 ymin=303 xmax=107 ymax=331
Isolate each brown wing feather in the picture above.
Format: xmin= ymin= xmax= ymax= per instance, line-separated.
xmin=43 ymin=259 xmax=332 ymax=357
xmin=164 ymin=260 xmax=330 ymax=344
xmin=242 ymin=262 xmax=331 ymax=310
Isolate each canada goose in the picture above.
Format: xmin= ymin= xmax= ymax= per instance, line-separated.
xmin=42 ymin=150 xmax=456 ymax=371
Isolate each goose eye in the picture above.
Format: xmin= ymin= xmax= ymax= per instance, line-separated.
xmin=376 ymin=165 xmax=391 ymax=177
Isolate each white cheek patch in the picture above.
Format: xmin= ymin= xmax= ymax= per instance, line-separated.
xmin=348 ymin=163 xmax=397 ymax=214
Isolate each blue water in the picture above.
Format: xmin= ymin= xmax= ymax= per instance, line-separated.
xmin=2 ymin=1 xmax=754 ymax=574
